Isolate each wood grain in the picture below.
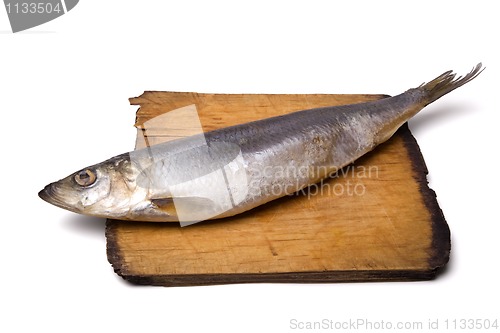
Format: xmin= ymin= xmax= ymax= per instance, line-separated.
xmin=106 ymin=92 xmax=450 ymax=286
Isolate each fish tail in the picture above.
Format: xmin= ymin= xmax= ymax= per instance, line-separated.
xmin=418 ymin=63 xmax=484 ymax=106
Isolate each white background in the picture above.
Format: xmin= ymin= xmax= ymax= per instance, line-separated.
xmin=1 ymin=1 xmax=498 ymax=332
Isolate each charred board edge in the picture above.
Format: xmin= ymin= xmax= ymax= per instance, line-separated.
xmin=129 ymin=92 xmax=391 ymax=105
xmin=124 ymin=270 xmax=439 ymax=286
xmin=105 ymin=220 xmax=127 ymax=278
xmin=398 ymin=123 xmax=451 ymax=271
xmin=105 ymin=218 xmax=441 ymax=286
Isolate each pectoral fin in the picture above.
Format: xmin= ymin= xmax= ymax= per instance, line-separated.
xmin=150 ymin=198 xmax=178 ymax=216
xmin=150 ymin=196 xmax=216 ymax=218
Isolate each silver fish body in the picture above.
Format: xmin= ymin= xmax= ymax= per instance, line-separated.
xmin=39 ymin=64 xmax=483 ymax=223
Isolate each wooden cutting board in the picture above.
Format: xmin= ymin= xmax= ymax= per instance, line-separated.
xmin=106 ymin=92 xmax=450 ymax=286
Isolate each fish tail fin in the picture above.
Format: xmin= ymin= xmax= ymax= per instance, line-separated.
xmin=418 ymin=63 xmax=484 ymax=106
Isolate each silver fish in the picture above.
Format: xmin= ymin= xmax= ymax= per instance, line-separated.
xmin=39 ymin=64 xmax=483 ymax=223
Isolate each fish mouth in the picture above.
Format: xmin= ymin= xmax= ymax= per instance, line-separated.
xmin=38 ymin=185 xmax=53 ymax=203
xmin=38 ymin=184 xmax=81 ymax=213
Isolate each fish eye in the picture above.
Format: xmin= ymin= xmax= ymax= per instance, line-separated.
xmin=74 ymin=169 xmax=97 ymax=187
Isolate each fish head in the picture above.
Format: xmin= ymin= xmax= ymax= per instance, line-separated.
xmin=38 ymin=153 xmax=148 ymax=220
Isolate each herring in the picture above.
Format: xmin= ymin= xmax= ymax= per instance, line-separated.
xmin=39 ymin=64 xmax=483 ymax=223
